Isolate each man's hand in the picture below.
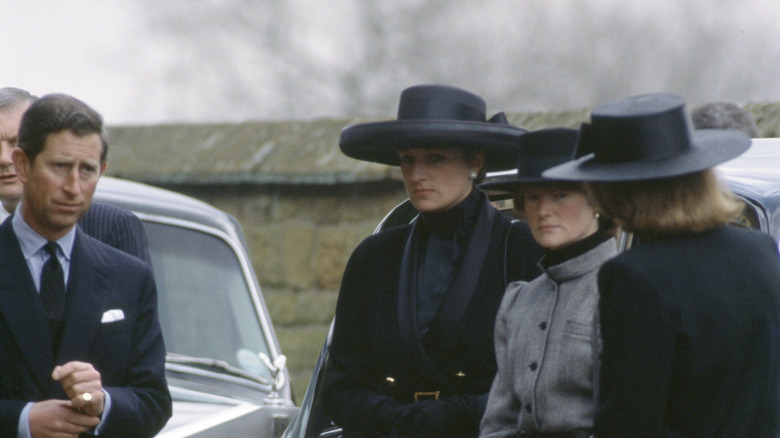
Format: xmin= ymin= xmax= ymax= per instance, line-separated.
xmin=52 ymin=361 xmax=105 ymax=417
xmin=29 ymin=399 xmax=100 ymax=438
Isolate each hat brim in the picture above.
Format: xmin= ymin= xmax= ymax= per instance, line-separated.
xmin=480 ymin=175 xmax=572 ymax=192
xmin=542 ymin=130 xmax=750 ymax=181
xmin=339 ymin=120 xmax=526 ymax=172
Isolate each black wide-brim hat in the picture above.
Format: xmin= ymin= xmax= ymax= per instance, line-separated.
xmin=339 ymin=85 xmax=527 ymax=172
xmin=480 ymin=128 xmax=580 ymax=191
xmin=543 ymin=93 xmax=751 ymax=181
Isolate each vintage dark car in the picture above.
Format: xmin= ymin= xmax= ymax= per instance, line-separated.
xmin=716 ymin=138 xmax=780 ymax=242
xmin=281 ymin=138 xmax=780 ymax=438
xmin=94 ymin=176 xmax=299 ymax=437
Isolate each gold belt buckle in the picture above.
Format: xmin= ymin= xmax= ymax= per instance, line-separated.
xmin=414 ymin=391 xmax=440 ymax=401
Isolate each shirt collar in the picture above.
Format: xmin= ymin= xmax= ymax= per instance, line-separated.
xmin=12 ymin=206 xmax=77 ymax=261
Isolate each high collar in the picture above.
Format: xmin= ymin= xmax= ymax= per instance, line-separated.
xmin=540 ymin=236 xmax=618 ymax=285
xmin=418 ymin=189 xmax=482 ymax=236
xmin=541 ymin=228 xmax=612 ymax=269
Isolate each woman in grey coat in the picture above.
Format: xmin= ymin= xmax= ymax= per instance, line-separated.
xmin=479 ymin=128 xmax=616 ymax=438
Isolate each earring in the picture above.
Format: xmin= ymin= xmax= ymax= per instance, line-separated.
xmin=468 ymin=170 xmax=478 ymax=180
xmin=594 ymin=212 xmax=600 ymax=219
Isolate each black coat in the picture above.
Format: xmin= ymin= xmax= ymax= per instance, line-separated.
xmin=324 ymin=202 xmax=542 ymax=437
xmin=594 ymin=226 xmax=780 ymax=437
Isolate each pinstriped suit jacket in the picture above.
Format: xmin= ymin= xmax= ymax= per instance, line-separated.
xmin=77 ymin=201 xmax=152 ymax=265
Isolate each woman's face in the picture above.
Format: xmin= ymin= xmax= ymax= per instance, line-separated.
xmin=522 ymin=184 xmax=599 ymax=250
xmin=398 ymin=148 xmax=483 ymax=213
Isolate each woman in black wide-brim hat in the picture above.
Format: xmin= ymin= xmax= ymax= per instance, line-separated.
xmin=544 ymin=93 xmax=780 ymax=437
xmin=479 ymin=128 xmax=616 ymax=438
xmin=323 ymin=85 xmax=544 ymax=437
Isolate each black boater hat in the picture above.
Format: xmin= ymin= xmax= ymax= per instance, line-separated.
xmin=339 ymin=85 xmax=527 ymax=172
xmin=543 ymin=93 xmax=751 ymax=181
xmin=480 ymin=128 xmax=580 ymax=191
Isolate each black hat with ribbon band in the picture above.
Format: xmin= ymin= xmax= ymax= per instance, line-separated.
xmin=339 ymin=85 xmax=527 ymax=172
xmin=543 ymin=93 xmax=751 ymax=182
xmin=480 ymin=128 xmax=580 ymax=192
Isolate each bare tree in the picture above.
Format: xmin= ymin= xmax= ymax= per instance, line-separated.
xmin=129 ymin=0 xmax=780 ymax=122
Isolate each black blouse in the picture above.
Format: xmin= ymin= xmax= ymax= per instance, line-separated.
xmin=415 ymin=189 xmax=481 ymax=335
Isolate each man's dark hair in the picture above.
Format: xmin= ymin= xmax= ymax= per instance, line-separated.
xmin=18 ymin=93 xmax=108 ymax=163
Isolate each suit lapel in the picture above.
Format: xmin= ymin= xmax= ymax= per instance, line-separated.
xmin=396 ymin=221 xmax=455 ymax=390
xmin=0 ymin=219 xmax=55 ymax=393
xmin=396 ymin=221 xmax=426 ymax=360
xmin=56 ymin=231 xmax=110 ymax=364
xmin=425 ymin=196 xmax=496 ymax=345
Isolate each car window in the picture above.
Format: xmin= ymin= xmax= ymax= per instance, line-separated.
xmin=144 ymin=221 xmax=273 ymax=382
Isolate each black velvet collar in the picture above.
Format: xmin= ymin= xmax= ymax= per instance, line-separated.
xmin=418 ymin=189 xmax=481 ymax=237
xmin=541 ymin=228 xmax=612 ymax=268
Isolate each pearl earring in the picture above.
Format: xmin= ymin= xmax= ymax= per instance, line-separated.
xmin=468 ymin=170 xmax=478 ymax=180
xmin=594 ymin=212 xmax=600 ymax=219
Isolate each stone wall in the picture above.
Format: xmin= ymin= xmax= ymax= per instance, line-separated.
xmin=106 ymin=103 xmax=780 ymax=398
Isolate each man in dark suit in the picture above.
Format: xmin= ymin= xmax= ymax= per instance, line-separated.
xmin=0 ymin=94 xmax=171 ymax=437
xmin=0 ymin=87 xmax=151 ymax=265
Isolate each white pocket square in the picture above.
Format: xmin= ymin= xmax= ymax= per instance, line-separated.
xmin=101 ymin=309 xmax=125 ymax=323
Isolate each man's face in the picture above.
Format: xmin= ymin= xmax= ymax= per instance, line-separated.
xmin=14 ymin=129 xmax=106 ymax=240
xmin=0 ymin=103 xmax=30 ymax=204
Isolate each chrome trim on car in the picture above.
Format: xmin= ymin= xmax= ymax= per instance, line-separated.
xmin=156 ymin=403 xmax=263 ymax=438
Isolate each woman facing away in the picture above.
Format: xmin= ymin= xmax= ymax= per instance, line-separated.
xmin=479 ymin=128 xmax=616 ymax=438
xmin=322 ymin=85 xmax=544 ymax=437
xmin=544 ymin=93 xmax=780 ymax=437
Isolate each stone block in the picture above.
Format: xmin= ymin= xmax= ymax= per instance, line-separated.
xmin=314 ymin=226 xmax=375 ymax=290
xmin=234 ymin=193 xmax=275 ymax=225
xmin=275 ymin=324 xmax=332 ymax=399
xmin=247 ymin=227 xmax=285 ymax=287
xmin=264 ymin=289 xmax=338 ymax=326
xmin=273 ymin=184 xmax=406 ymax=225
xmin=282 ymin=225 xmax=316 ymax=289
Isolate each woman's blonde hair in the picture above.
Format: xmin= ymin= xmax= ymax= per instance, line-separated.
xmin=588 ymin=169 xmax=741 ymax=234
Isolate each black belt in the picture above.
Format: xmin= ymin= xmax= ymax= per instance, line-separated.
xmin=516 ymin=430 xmax=592 ymax=438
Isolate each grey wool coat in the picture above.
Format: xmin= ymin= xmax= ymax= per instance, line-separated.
xmin=480 ymin=238 xmax=616 ymax=437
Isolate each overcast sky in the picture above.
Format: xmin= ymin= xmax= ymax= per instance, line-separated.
xmin=3 ymin=2 xmax=142 ymax=122
xmin=4 ymin=0 xmax=780 ymax=125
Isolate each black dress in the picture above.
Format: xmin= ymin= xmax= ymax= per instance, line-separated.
xmin=324 ymin=190 xmax=543 ymax=437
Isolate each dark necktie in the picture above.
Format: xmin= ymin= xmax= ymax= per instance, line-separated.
xmin=41 ymin=242 xmax=66 ymax=345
